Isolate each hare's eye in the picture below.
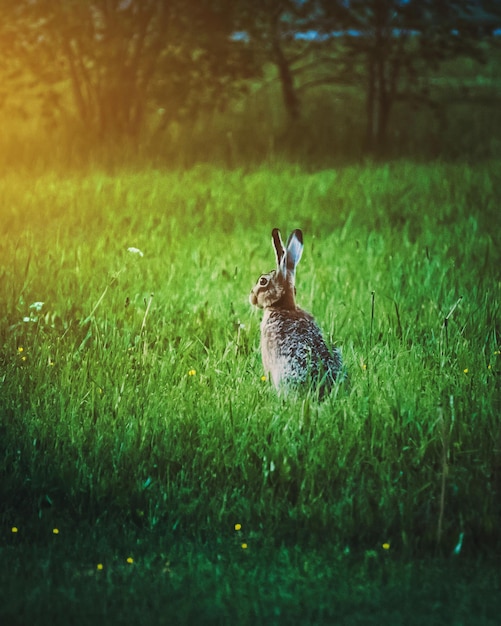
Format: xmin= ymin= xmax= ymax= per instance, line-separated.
xmin=259 ymin=276 xmax=268 ymax=287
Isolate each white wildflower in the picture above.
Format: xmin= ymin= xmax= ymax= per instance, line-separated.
xmin=127 ymin=247 xmax=144 ymax=257
xmin=29 ymin=302 xmax=44 ymax=312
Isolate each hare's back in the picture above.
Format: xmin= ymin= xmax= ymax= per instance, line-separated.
xmin=261 ymin=308 xmax=341 ymax=387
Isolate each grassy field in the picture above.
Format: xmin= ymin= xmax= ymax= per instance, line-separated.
xmin=0 ymin=159 xmax=500 ymax=624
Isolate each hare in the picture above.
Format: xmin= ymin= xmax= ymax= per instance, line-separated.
xmin=249 ymin=228 xmax=343 ymax=396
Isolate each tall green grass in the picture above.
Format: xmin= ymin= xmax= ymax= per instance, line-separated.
xmin=1 ymin=161 xmax=500 ymax=623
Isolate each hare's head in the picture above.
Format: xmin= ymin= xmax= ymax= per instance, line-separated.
xmin=249 ymin=228 xmax=303 ymax=310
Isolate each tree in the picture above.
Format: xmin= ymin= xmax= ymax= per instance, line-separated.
xmin=239 ymin=0 xmax=491 ymax=153
xmin=9 ymin=0 xmax=258 ymax=139
xmin=311 ymin=0 xmax=488 ymax=153
xmin=236 ymin=0 xmax=315 ymax=121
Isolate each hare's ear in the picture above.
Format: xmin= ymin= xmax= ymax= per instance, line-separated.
xmin=272 ymin=228 xmax=285 ymax=268
xmin=285 ymin=229 xmax=303 ymax=273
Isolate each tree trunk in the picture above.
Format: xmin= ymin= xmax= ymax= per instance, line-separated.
xmin=365 ymin=24 xmax=393 ymax=154
xmin=366 ymin=59 xmax=393 ymax=155
xmin=270 ymin=9 xmax=300 ymax=121
xmin=366 ymin=57 xmax=376 ymax=152
xmin=364 ymin=1 xmax=395 ymax=155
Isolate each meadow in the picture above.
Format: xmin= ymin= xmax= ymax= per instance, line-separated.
xmin=1 ymin=159 xmax=500 ymax=624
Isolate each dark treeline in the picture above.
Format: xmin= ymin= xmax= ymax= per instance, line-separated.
xmin=1 ymin=0 xmax=501 ymax=160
